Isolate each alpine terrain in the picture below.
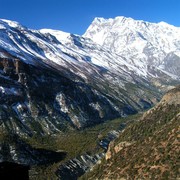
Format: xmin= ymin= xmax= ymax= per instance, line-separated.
xmin=0 ymin=16 xmax=179 ymax=179
xmin=0 ymin=16 xmax=179 ymax=136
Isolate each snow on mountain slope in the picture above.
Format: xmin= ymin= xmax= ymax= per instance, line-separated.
xmin=0 ymin=17 xmax=179 ymax=135
xmin=83 ymin=16 xmax=180 ymax=77
xmin=0 ymin=18 xmax=179 ymax=100
xmin=40 ymin=29 xmax=71 ymax=43
xmin=0 ymin=18 xmax=150 ymax=84
xmin=0 ymin=17 xmax=179 ymax=81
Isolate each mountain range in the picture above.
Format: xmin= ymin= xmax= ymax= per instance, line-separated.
xmin=0 ymin=16 xmax=180 ymax=136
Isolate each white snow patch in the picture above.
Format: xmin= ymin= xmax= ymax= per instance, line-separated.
xmin=40 ymin=29 xmax=70 ymax=43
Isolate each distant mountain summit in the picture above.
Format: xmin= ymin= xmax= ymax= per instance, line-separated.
xmin=84 ymin=16 xmax=180 ymax=77
xmin=0 ymin=17 xmax=179 ymax=135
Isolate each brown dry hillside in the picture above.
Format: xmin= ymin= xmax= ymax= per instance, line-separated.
xmin=81 ymin=86 xmax=180 ymax=180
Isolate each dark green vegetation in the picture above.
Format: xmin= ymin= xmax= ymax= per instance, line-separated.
xmin=0 ymin=114 xmax=139 ymax=180
xmin=81 ymin=86 xmax=180 ymax=180
xmin=1 ymin=86 xmax=179 ymax=180
xmin=26 ymin=115 xmax=139 ymax=179
xmin=26 ymin=115 xmax=133 ymax=156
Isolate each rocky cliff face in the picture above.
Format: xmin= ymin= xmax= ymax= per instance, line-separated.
xmin=0 ymin=54 xmax=124 ymax=136
xmin=142 ymin=85 xmax=180 ymax=119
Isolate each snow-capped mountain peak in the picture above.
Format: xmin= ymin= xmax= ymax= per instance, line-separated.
xmin=83 ymin=16 xmax=180 ymax=48
xmin=83 ymin=16 xmax=180 ymax=77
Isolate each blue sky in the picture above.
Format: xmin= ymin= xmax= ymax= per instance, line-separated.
xmin=0 ymin=0 xmax=179 ymax=34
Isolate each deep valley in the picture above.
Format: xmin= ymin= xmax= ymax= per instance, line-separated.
xmin=0 ymin=16 xmax=179 ymax=179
